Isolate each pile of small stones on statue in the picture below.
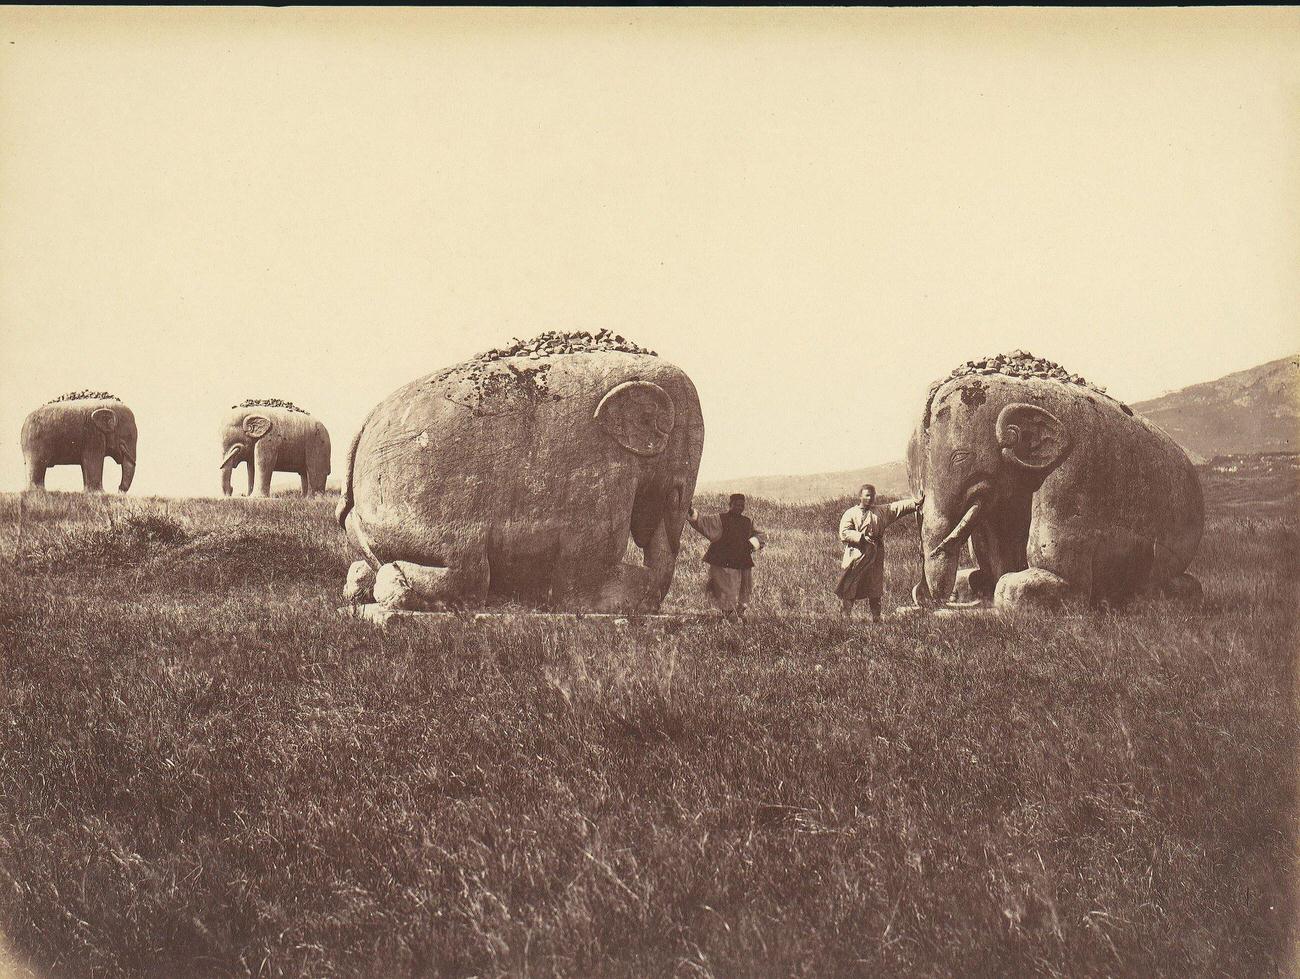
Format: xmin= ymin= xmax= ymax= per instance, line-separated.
xmin=473 ymin=329 xmax=658 ymax=363
xmin=232 ymin=398 xmax=307 ymax=413
xmin=48 ymin=390 xmax=120 ymax=404
xmin=945 ymin=351 xmax=1128 ymax=406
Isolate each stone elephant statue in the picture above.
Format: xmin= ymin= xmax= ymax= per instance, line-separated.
xmin=220 ymin=402 xmax=331 ymax=497
xmin=337 ymin=332 xmax=705 ymax=613
xmin=21 ymin=393 xmax=137 ymax=493
xmin=907 ymin=352 xmax=1204 ymax=610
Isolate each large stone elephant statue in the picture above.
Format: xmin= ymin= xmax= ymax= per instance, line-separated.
xmin=220 ymin=402 xmax=331 ymax=497
xmin=21 ymin=393 xmax=137 ymax=493
xmin=337 ymin=332 xmax=705 ymax=613
xmin=907 ymin=352 xmax=1204 ymax=610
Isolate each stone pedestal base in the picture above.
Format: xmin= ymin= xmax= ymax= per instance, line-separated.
xmin=338 ymin=605 xmax=715 ymax=627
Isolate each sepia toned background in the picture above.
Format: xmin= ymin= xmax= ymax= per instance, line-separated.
xmin=1 ymin=7 xmax=1297 ymax=497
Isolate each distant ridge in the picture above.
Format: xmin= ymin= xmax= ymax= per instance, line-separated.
xmin=1130 ymin=354 xmax=1298 ymax=463
xmin=700 ymin=354 xmax=1299 ymax=502
xmin=698 ymin=459 xmax=909 ymax=503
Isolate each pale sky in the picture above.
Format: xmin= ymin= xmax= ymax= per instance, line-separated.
xmin=1 ymin=8 xmax=1297 ymax=496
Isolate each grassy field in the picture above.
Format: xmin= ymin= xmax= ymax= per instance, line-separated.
xmin=0 ymin=487 xmax=1295 ymax=978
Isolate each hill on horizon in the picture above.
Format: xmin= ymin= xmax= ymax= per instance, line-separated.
xmin=701 ymin=353 xmax=1299 ymax=502
xmin=698 ymin=459 xmax=910 ymax=503
xmin=1130 ymin=353 xmax=1298 ymax=463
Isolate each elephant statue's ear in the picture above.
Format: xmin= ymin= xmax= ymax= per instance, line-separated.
xmin=90 ymin=408 xmax=118 ymax=433
xmin=595 ymin=381 xmax=676 ymax=457
xmin=243 ymin=414 xmax=273 ymax=439
xmin=996 ymin=402 xmax=1071 ymax=472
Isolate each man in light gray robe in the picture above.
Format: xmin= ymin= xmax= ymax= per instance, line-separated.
xmin=836 ymin=483 xmax=921 ymax=621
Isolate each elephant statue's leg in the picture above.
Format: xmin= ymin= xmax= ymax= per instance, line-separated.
xmin=372 ymin=553 xmax=489 ymax=611
xmin=25 ymin=456 xmax=47 ymax=491
xmin=1157 ymin=572 xmax=1202 ymax=603
xmin=952 ymin=567 xmax=993 ymax=603
xmin=252 ymin=441 xmax=275 ymax=496
xmin=305 ymin=453 xmax=328 ymax=496
xmin=80 ymin=448 xmax=105 ymax=493
xmin=344 ymin=560 xmax=377 ymax=603
xmin=640 ymin=517 xmax=677 ymax=610
xmin=551 ymin=531 xmax=658 ymax=614
xmin=299 ymin=472 xmax=312 ymax=497
xmin=1001 ymin=523 xmax=1096 ymax=609
xmin=993 ymin=568 xmax=1074 ymax=610
xmin=584 ymin=564 xmax=653 ymax=614
xmin=560 ymin=490 xmax=682 ymax=614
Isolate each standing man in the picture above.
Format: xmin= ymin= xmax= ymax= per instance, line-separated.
xmin=836 ymin=484 xmax=921 ymax=621
xmin=688 ymin=494 xmax=766 ymax=620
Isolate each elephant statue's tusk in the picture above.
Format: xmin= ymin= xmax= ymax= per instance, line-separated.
xmin=219 ymin=444 xmax=244 ymax=469
xmin=929 ymin=501 xmax=983 ymax=558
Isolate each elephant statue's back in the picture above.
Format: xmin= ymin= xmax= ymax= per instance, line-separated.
xmin=23 ymin=399 xmax=132 ymax=465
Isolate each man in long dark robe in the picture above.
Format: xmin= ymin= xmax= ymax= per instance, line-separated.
xmin=688 ymin=494 xmax=765 ymax=619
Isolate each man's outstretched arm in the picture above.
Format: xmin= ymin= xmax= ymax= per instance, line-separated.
xmin=883 ymin=496 xmax=923 ymax=528
xmin=687 ymin=507 xmax=723 ymax=543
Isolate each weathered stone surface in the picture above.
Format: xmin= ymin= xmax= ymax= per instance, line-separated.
xmin=907 ymin=355 xmax=1204 ymax=611
xmin=337 ymin=332 xmax=705 ymax=613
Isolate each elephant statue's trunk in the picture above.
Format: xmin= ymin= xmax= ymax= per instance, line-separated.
xmin=930 ymin=501 xmax=983 ymax=558
xmin=220 ymin=443 xmax=244 ymax=497
xmin=922 ymin=540 xmax=960 ymax=608
xmin=118 ymin=455 xmax=136 ymax=493
xmin=920 ymin=498 xmax=984 ymax=605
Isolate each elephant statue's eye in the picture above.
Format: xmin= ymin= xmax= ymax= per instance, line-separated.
xmin=950 ymin=449 xmax=974 ymax=469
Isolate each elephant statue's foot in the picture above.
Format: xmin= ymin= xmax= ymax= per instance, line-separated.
xmin=373 ymin=561 xmax=457 ymax=611
xmin=1156 ymin=572 xmax=1203 ymax=603
xmin=344 ymin=560 xmax=377 ymax=604
xmin=993 ymin=568 xmax=1073 ymax=610
xmin=373 ymin=559 xmax=491 ymax=611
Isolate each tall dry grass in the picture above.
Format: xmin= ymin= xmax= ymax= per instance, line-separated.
xmin=0 ymin=488 xmax=1294 ymax=978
